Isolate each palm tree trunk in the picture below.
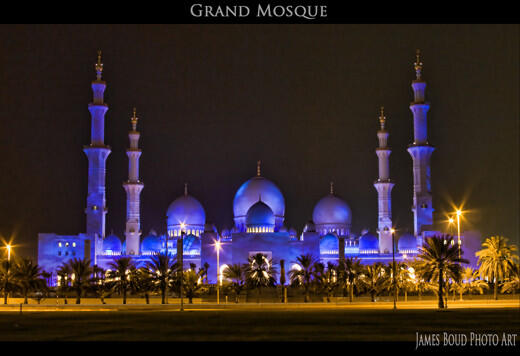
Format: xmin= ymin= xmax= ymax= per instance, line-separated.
xmin=494 ymin=268 xmax=498 ymax=300
xmin=24 ymin=290 xmax=28 ymax=304
xmin=145 ymin=293 xmax=150 ymax=304
xmin=123 ymin=288 xmax=127 ymax=305
xmin=76 ymin=287 xmax=81 ymax=304
xmin=349 ymin=284 xmax=354 ymax=303
xmin=4 ymin=290 xmax=8 ymax=304
xmin=418 ymin=289 xmax=422 ymax=300
xmin=161 ymin=286 xmax=166 ymax=304
xmin=438 ymin=265 xmax=444 ymax=309
xmin=405 ymin=290 xmax=408 ymax=302
xmin=371 ymin=291 xmax=375 ymax=302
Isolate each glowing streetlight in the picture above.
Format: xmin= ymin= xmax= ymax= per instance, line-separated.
xmin=390 ymin=228 xmax=396 ymax=310
xmin=455 ymin=210 xmax=462 ymax=301
xmin=6 ymin=244 xmax=11 ymax=262
xmin=215 ymin=239 xmax=221 ymax=305
xmin=3 ymin=244 xmax=12 ymax=304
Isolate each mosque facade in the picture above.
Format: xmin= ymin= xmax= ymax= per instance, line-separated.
xmin=38 ymin=50 xmax=469 ymax=285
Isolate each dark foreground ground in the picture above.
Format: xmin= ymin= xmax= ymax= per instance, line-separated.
xmin=0 ymin=307 xmax=518 ymax=345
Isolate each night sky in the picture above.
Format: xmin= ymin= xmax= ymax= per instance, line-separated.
xmin=0 ymin=24 xmax=518 ymax=260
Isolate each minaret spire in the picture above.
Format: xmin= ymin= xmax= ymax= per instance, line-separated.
xmin=184 ymin=183 xmax=188 ymax=196
xmin=330 ymin=181 xmax=334 ymax=195
xmin=123 ymin=107 xmax=144 ymax=255
xmin=374 ymin=107 xmax=395 ymax=254
xmin=257 ymin=160 xmax=261 ymax=176
xmin=95 ymin=50 xmax=103 ymax=81
xmin=408 ymin=50 xmax=435 ymax=240
xmin=83 ymin=50 xmax=111 ymax=243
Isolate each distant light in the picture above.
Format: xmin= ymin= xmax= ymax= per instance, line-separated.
xmin=448 ymin=217 xmax=454 ymax=224
xmin=390 ymin=228 xmax=395 ymax=234
xmin=456 ymin=210 xmax=462 ymax=217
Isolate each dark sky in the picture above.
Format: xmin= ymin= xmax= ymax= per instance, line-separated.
xmin=0 ymin=24 xmax=518 ymax=260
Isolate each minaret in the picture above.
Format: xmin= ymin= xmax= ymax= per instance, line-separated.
xmin=374 ymin=107 xmax=395 ymax=254
xmin=407 ymin=50 xmax=435 ymax=238
xmin=83 ymin=50 xmax=111 ymax=240
xmin=123 ymin=108 xmax=144 ymax=255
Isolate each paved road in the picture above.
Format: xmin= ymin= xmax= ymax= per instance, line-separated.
xmin=0 ymin=299 xmax=518 ymax=312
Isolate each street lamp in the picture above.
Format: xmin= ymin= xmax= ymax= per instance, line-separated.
xmin=390 ymin=228 xmax=396 ymax=310
xmin=178 ymin=229 xmax=185 ymax=311
xmin=456 ymin=210 xmax=462 ymax=301
xmin=4 ymin=244 xmax=12 ymax=304
xmin=215 ymin=239 xmax=222 ymax=304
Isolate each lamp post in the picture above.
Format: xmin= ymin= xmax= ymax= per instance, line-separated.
xmin=391 ymin=228 xmax=396 ymax=310
xmin=4 ymin=244 xmax=11 ymax=304
xmin=178 ymin=230 xmax=184 ymax=311
xmin=215 ymin=239 xmax=221 ymax=305
xmin=456 ymin=210 xmax=462 ymax=301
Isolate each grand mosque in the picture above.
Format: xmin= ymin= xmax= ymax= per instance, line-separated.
xmin=38 ymin=50 xmax=468 ymax=284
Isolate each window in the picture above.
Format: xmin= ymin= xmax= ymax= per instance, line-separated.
xmin=65 ymin=242 xmax=69 ymax=247
xmin=72 ymin=251 xmax=76 ymax=256
xmin=65 ymin=251 xmax=69 ymax=256
xmin=58 ymin=242 xmax=62 ymax=247
xmin=72 ymin=242 xmax=76 ymax=247
xmin=58 ymin=251 xmax=62 ymax=256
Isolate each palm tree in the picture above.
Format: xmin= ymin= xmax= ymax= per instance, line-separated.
xmin=223 ymin=263 xmax=246 ymax=303
xmin=12 ymin=258 xmax=48 ymax=304
xmin=388 ymin=262 xmax=412 ymax=302
xmin=289 ymin=254 xmax=317 ymax=302
xmin=279 ymin=259 xmax=286 ymax=303
xmin=337 ymin=257 xmax=363 ymax=302
xmin=409 ymin=259 xmax=435 ymax=300
xmin=314 ymin=262 xmax=338 ymax=303
xmin=451 ymin=267 xmax=489 ymax=299
xmin=0 ymin=259 xmax=16 ymax=304
xmin=66 ymin=258 xmax=92 ymax=304
xmin=146 ymin=253 xmax=177 ymax=304
xmin=358 ymin=263 xmax=389 ymax=302
xmin=245 ymin=253 xmax=277 ymax=303
xmin=417 ymin=235 xmax=468 ymax=309
xmin=182 ymin=265 xmax=207 ymax=304
xmin=130 ymin=267 xmax=154 ymax=304
xmin=476 ymin=236 xmax=519 ymax=300
xmin=56 ymin=263 xmax=72 ymax=304
xmin=199 ymin=262 xmax=210 ymax=284
xmin=107 ymin=257 xmax=137 ymax=304
xmin=501 ymin=263 xmax=520 ymax=296
xmin=89 ymin=265 xmax=111 ymax=304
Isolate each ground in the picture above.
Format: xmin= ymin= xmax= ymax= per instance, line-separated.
xmin=0 ymin=300 xmax=518 ymax=344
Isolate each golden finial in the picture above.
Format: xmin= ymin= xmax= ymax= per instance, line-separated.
xmin=379 ymin=106 xmax=386 ymax=130
xmin=257 ymin=160 xmax=261 ymax=176
xmin=95 ymin=50 xmax=103 ymax=80
xmin=131 ymin=107 xmax=138 ymax=131
xmin=184 ymin=183 xmax=188 ymax=196
xmin=330 ymin=181 xmax=334 ymax=195
xmin=414 ymin=49 xmax=423 ymax=80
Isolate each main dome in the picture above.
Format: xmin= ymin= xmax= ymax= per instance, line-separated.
xmin=166 ymin=194 xmax=206 ymax=227
xmin=246 ymin=201 xmax=275 ymax=227
xmin=312 ymin=194 xmax=352 ymax=226
xmin=233 ymin=176 xmax=285 ymax=219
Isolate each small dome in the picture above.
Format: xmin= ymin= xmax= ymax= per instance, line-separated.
xmin=233 ymin=176 xmax=285 ymax=219
xmin=166 ymin=194 xmax=206 ymax=227
xmin=312 ymin=194 xmax=352 ymax=226
xmin=359 ymin=232 xmax=378 ymax=250
xmin=103 ymin=234 xmax=122 ymax=252
xmin=320 ymin=233 xmax=338 ymax=255
xmin=289 ymin=227 xmax=297 ymax=236
xmin=279 ymin=225 xmax=288 ymax=232
xmin=221 ymin=228 xmax=230 ymax=237
xmin=141 ymin=234 xmax=162 ymax=253
xmin=398 ymin=233 xmax=417 ymax=251
xmin=246 ymin=201 xmax=275 ymax=227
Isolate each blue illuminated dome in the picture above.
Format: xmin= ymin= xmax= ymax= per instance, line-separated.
xmin=233 ymin=176 xmax=285 ymax=219
xmin=312 ymin=194 xmax=352 ymax=226
xmin=103 ymin=234 xmax=122 ymax=253
xmin=141 ymin=234 xmax=162 ymax=253
xmin=166 ymin=194 xmax=206 ymax=228
xmin=398 ymin=233 xmax=417 ymax=251
xmin=246 ymin=201 xmax=275 ymax=227
xmin=320 ymin=233 xmax=339 ymax=255
xmin=359 ymin=232 xmax=378 ymax=250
